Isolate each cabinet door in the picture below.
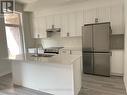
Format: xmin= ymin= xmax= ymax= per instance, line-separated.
xmin=97 ymin=7 xmax=111 ymax=22
xmin=32 ymin=17 xmax=47 ymax=38
xmin=61 ymin=13 xmax=69 ymax=37
xmin=54 ymin=14 xmax=62 ymax=28
xmin=84 ymin=8 xmax=97 ymax=24
xmin=68 ymin=12 xmax=76 ymax=37
xmin=46 ymin=15 xmax=54 ymax=29
xmin=75 ymin=10 xmax=84 ymax=36
xmin=111 ymin=4 xmax=124 ymax=34
xmin=39 ymin=17 xmax=47 ymax=38
xmin=33 ymin=17 xmax=39 ymax=38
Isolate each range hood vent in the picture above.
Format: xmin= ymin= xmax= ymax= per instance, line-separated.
xmin=47 ymin=25 xmax=61 ymax=32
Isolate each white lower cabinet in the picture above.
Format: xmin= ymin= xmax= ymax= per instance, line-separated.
xmin=110 ymin=50 xmax=124 ymax=76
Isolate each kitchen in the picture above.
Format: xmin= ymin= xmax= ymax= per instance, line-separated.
xmin=0 ymin=0 xmax=126 ymax=95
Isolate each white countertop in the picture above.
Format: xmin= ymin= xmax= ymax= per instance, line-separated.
xmin=7 ymin=54 xmax=81 ymax=65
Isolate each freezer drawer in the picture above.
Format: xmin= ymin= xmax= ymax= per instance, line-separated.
xmin=83 ymin=53 xmax=94 ymax=74
xmin=94 ymin=53 xmax=110 ymax=76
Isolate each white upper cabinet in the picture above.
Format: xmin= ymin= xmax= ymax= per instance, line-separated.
xmin=54 ymin=14 xmax=62 ymax=28
xmin=32 ymin=4 xmax=124 ymax=38
xmin=39 ymin=17 xmax=47 ymax=38
xmin=46 ymin=15 xmax=54 ymax=29
xmin=33 ymin=10 xmax=83 ymax=38
xmin=84 ymin=8 xmax=97 ymax=24
xmin=75 ymin=10 xmax=84 ymax=36
xmin=61 ymin=10 xmax=83 ymax=37
xmin=32 ymin=16 xmax=47 ymax=38
xmin=32 ymin=17 xmax=39 ymax=38
xmin=61 ymin=13 xmax=69 ymax=37
xmin=46 ymin=14 xmax=62 ymax=29
xmin=68 ymin=12 xmax=76 ymax=37
xmin=96 ymin=7 xmax=111 ymax=22
xmin=84 ymin=7 xmax=111 ymax=24
xmin=110 ymin=5 xmax=124 ymax=34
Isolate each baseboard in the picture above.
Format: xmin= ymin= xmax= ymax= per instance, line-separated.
xmin=0 ymin=71 xmax=12 ymax=77
xmin=111 ymin=73 xmax=123 ymax=76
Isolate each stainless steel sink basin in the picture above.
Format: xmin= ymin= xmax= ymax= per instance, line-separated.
xmin=31 ymin=54 xmax=54 ymax=57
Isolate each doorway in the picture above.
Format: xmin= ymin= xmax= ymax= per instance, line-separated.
xmin=4 ymin=13 xmax=24 ymax=58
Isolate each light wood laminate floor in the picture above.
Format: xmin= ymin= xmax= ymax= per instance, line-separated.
xmin=0 ymin=74 xmax=53 ymax=95
xmin=79 ymin=74 xmax=127 ymax=95
xmin=0 ymin=74 xmax=126 ymax=95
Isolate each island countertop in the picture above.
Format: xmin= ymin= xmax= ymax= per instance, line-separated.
xmin=7 ymin=54 xmax=81 ymax=65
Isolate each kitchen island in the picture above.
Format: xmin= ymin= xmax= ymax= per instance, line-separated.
xmin=10 ymin=54 xmax=82 ymax=95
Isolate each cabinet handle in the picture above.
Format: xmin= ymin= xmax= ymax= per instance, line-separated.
xmin=67 ymin=33 xmax=69 ymax=37
xmin=70 ymin=50 xmax=72 ymax=54
xmin=38 ymin=34 xmax=40 ymax=38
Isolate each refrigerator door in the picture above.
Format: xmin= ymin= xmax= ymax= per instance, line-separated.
xmin=93 ymin=23 xmax=110 ymax=52
xmin=82 ymin=25 xmax=93 ymax=51
xmin=94 ymin=53 xmax=110 ymax=76
xmin=83 ymin=53 xmax=94 ymax=74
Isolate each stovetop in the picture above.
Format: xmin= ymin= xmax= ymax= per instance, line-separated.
xmin=44 ymin=47 xmax=64 ymax=54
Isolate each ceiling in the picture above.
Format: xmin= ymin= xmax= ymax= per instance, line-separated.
xmin=16 ymin=0 xmax=87 ymax=4
xmin=16 ymin=0 xmax=38 ymax=4
xmin=17 ymin=0 xmax=88 ymax=11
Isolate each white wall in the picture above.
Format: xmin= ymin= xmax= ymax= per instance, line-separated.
xmin=0 ymin=15 xmax=11 ymax=76
xmin=41 ymin=32 xmax=82 ymax=49
xmin=124 ymin=0 xmax=127 ymax=92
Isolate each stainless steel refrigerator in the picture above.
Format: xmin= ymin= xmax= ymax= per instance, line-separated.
xmin=82 ymin=22 xmax=112 ymax=76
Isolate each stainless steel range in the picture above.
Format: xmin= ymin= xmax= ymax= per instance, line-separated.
xmin=44 ymin=47 xmax=64 ymax=54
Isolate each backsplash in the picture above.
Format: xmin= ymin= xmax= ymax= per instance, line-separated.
xmin=41 ymin=32 xmax=82 ymax=49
